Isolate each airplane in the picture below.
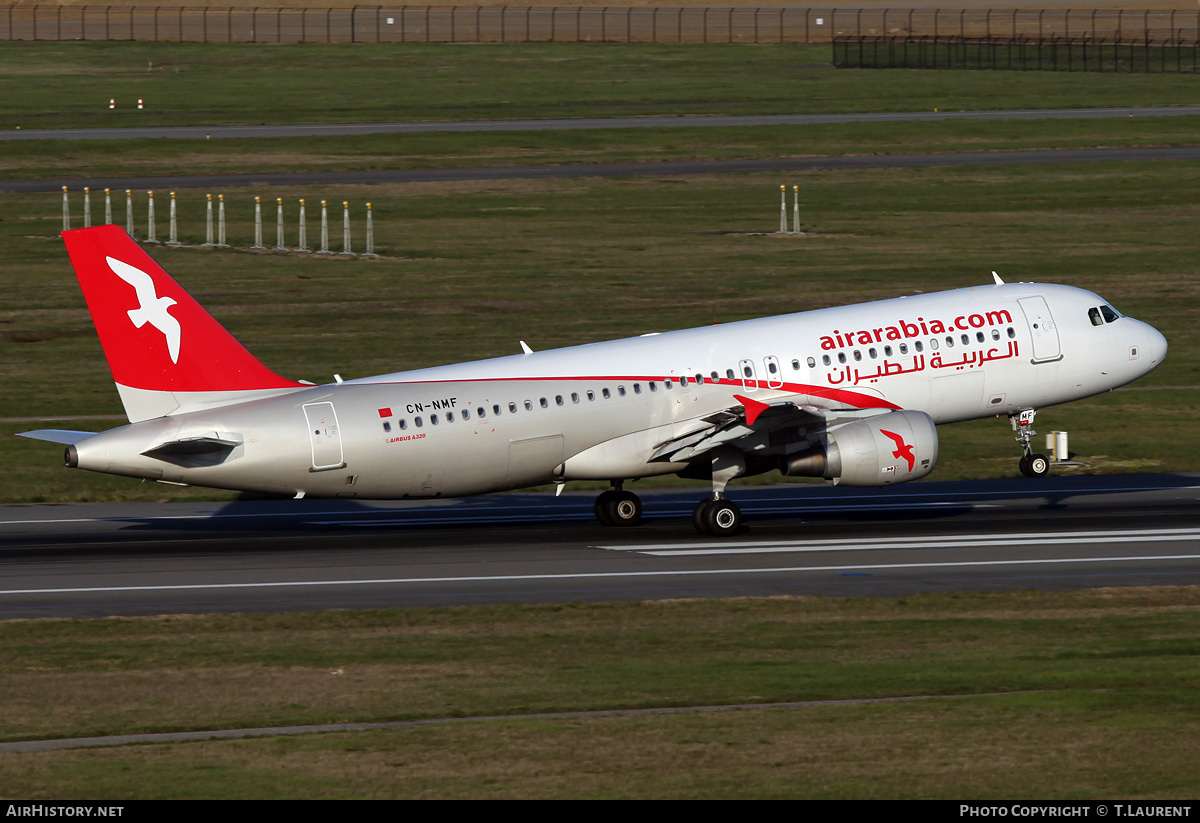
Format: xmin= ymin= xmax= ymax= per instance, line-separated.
xmin=19 ymin=224 xmax=1167 ymax=536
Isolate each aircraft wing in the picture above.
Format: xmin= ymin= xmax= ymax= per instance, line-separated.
xmin=650 ymin=394 xmax=841 ymax=464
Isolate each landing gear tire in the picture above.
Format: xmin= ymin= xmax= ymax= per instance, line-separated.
xmin=692 ymin=499 xmax=714 ymax=534
xmin=695 ymin=499 xmax=741 ymax=536
xmin=594 ymin=490 xmax=618 ymax=526
xmin=595 ymin=489 xmax=642 ymax=527
xmin=1019 ymin=453 xmax=1051 ymax=478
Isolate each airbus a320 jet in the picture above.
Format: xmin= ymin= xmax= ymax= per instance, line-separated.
xmin=20 ymin=225 xmax=1167 ymax=535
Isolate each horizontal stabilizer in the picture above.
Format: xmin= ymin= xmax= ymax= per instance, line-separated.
xmin=16 ymin=429 xmax=97 ymax=445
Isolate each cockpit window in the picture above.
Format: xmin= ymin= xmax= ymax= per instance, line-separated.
xmin=1100 ymin=305 xmax=1121 ymax=323
xmin=1089 ymin=307 xmax=1104 ymax=326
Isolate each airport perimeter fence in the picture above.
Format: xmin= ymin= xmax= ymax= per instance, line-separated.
xmin=3 ymin=6 xmax=1199 ymax=45
xmin=834 ymin=34 xmax=1200 ymax=73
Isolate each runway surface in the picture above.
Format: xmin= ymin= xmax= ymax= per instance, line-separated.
xmin=2 ymin=473 xmax=1198 ymax=619
xmin=7 ymin=106 xmax=1200 ymax=142
xmin=6 ymin=146 xmax=1200 ymax=194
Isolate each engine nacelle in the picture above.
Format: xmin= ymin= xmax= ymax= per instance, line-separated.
xmin=780 ymin=410 xmax=938 ymax=487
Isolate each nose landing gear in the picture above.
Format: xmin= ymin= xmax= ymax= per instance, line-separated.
xmin=1012 ymin=409 xmax=1051 ymax=478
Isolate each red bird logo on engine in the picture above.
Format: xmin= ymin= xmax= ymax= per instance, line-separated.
xmin=880 ymin=429 xmax=915 ymax=471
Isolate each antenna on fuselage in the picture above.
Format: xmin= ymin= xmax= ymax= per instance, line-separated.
xmin=992 ymin=271 xmax=1005 ymax=285
xmin=520 ymin=341 xmax=533 ymax=355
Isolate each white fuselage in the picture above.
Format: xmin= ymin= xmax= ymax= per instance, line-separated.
xmin=69 ymin=282 xmax=1166 ymax=499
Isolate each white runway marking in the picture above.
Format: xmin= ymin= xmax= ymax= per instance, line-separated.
xmin=598 ymin=528 xmax=1200 ymax=556
xmin=3 ymin=553 xmax=1200 ymax=597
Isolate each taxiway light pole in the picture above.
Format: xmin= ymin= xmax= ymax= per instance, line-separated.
xmin=62 ymin=186 xmax=70 ymax=232
xmin=318 ymin=200 xmax=332 ymax=254
xmin=204 ymin=194 xmax=215 ymax=246
xmin=125 ymin=189 xmax=135 ymax=238
xmin=779 ymin=185 xmax=787 ymax=233
xmin=252 ymin=196 xmax=265 ymax=249
xmin=167 ymin=192 xmax=180 ymax=246
xmin=793 ymin=185 xmax=800 ymax=234
xmin=146 ymin=190 xmax=158 ymax=243
xmin=340 ymin=201 xmax=353 ymax=255
xmin=275 ymin=198 xmax=286 ymax=251
xmin=297 ymin=199 xmax=310 ymax=252
xmin=83 ymin=187 xmax=91 ymax=228
xmin=217 ymin=194 xmax=228 ymax=248
xmin=363 ymin=202 xmax=377 ymax=257
xmin=104 ymin=188 xmax=113 ymax=225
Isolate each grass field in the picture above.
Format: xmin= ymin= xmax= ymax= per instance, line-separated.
xmin=3 ymin=41 xmax=1200 ymax=132
xmin=2 ymin=589 xmax=1199 ymax=799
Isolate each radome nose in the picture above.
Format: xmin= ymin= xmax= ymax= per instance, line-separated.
xmin=1143 ymin=322 xmax=1168 ymax=366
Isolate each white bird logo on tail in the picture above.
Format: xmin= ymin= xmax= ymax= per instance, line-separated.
xmin=107 ymin=256 xmax=181 ymax=364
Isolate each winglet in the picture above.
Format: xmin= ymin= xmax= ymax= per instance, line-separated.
xmin=733 ymin=394 xmax=771 ymax=426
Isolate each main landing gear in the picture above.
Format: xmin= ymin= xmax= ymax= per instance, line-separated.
xmin=1011 ymin=409 xmax=1051 ymax=478
xmin=594 ymin=483 xmax=643 ymax=527
xmin=692 ymin=497 xmax=742 ymax=537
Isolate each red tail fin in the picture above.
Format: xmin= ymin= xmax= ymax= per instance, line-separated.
xmin=62 ymin=226 xmax=305 ymax=418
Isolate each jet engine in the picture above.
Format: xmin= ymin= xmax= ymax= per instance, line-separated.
xmin=780 ymin=410 xmax=938 ymax=486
